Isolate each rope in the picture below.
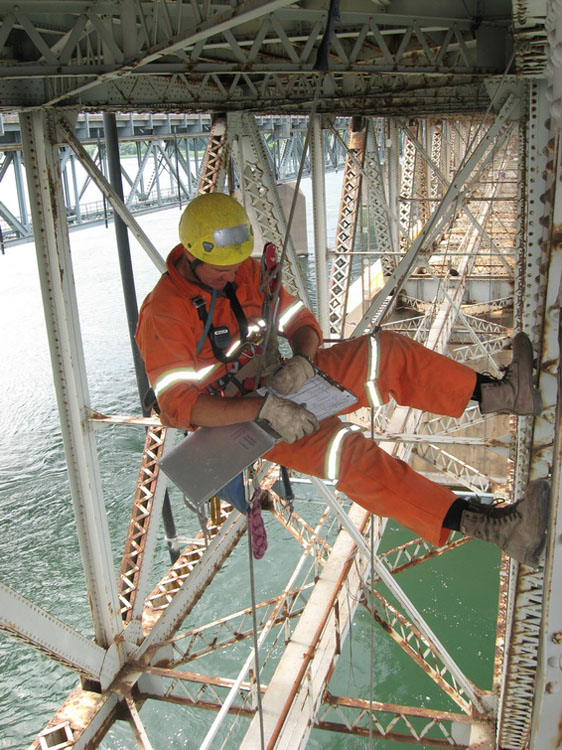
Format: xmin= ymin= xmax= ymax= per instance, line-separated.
xmin=248 ymin=489 xmax=268 ymax=559
xmin=369 ymin=408 xmax=375 ymax=749
xmin=247 ymin=489 xmax=266 ymax=749
xmin=253 ymin=73 xmax=324 ymax=388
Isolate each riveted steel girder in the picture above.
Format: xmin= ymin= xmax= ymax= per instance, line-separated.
xmin=19 ymin=110 xmax=125 ymax=656
xmin=0 ymin=2 xmax=546 ymax=113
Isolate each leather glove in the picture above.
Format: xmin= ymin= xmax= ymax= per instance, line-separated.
xmin=257 ymin=392 xmax=320 ymax=443
xmin=265 ymin=354 xmax=315 ymax=395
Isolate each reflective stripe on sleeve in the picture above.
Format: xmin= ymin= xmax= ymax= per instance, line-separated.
xmin=153 ymin=363 xmax=221 ymax=397
xmin=278 ymin=300 xmax=305 ymax=333
xmin=324 ymin=424 xmax=362 ymax=481
xmin=366 ymin=333 xmax=383 ymax=408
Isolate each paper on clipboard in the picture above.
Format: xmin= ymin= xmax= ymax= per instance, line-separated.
xmin=158 ymin=367 xmax=357 ymax=508
xmin=257 ymin=369 xmax=357 ymax=421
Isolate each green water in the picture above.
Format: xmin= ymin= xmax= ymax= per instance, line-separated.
xmin=0 ymin=203 xmax=499 ymax=749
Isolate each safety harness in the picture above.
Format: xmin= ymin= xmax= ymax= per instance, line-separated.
xmin=192 ymin=282 xmax=249 ymax=362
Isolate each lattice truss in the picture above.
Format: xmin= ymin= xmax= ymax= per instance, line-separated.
xmin=1 ymin=84 xmax=558 ymax=750
xmin=0 ymin=1 xmax=548 ymax=112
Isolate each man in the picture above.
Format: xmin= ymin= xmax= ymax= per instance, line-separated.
xmin=136 ymin=192 xmax=550 ymax=568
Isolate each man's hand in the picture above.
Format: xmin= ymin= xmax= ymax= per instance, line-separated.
xmin=257 ymin=393 xmax=319 ymax=443
xmin=265 ymin=354 xmax=315 ymax=395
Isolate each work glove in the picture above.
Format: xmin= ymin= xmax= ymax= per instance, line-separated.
xmin=265 ymin=354 xmax=315 ymax=396
xmin=257 ymin=393 xmax=320 ymax=443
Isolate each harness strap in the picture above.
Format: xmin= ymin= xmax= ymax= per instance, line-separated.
xmin=191 ymin=283 xmax=250 ymax=363
xmin=224 ymin=282 xmax=249 ymax=340
xmin=194 ymin=289 xmax=217 ymax=355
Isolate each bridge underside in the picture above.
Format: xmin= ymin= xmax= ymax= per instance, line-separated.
xmin=0 ymin=2 xmax=561 ymax=749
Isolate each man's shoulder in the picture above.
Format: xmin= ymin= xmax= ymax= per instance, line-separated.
xmin=237 ymin=256 xmax=261 ymax=285
xmin=141 ymin=273 xmax=195 ymax=322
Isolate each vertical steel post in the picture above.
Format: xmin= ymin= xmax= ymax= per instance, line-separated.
xmin=186 ymin=137 xmax=193 ymax=194
xmin=154 ymin=146 xmax=162 ymax=205
xmin=310 ymin=115 xmax=330 ymax=334
xmin=387 ymin=119 xmax=401 ymax=253
xmin=103 ymin=113 xmax=179 ymax=563
xmin=136 ymin=141 xmax=145 ymax=197
xmin=19 ymin=109 xmax=124 ymax=650
xmin=13 ymin=150 xmax=29 ymax=230
xmin=70 ymin=152 xmax=82 ymax=224
xmin=103 ymin=113 xmax=149 ymax=407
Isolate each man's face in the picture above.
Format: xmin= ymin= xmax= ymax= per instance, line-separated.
xmin=187 ymin=251 xmax=244 ymax=289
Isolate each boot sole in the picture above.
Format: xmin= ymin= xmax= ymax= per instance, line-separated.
xmin=522 ymin=478 xmax=550 ymax=568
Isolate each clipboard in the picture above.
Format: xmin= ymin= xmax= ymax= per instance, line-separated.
xmin=158 ymin=367 xmax=357 ymax=509
xmin=256 ymin=368 xmax=357 ymax=422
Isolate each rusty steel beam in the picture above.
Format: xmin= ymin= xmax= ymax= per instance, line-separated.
xmin=328 ymin=120 xmax=366 ymax=337
xmin=268 ymin=493 xmax=332 ymax=565
xmin=314 ymin=721 xmax=467 ymax=748
xmin=31 ymin=688 xmax=120 ymax=750
xmin=141 ymin=666 xmax=266 ymax=718
xmin=361 ymin=589 xmax=475 ymax=714
xmin=118 ymin=424 xmax=171 ymax=624
xmin=241 ymin=503 xmax=372 ymax=747
xmin=197 ymin=116 xmax=229 ymax=195
xmin=316 ymin=693 xmax=476 ymax=747
xmin=141 ymin=501 xmax=244 ymax=635
xmin=499 ymin=81 xmax=560 ymax=750
xmin=377 ymin=534 xmax=471 ymax=577
xmin=165 ymin=585 xmax=313 ymax=667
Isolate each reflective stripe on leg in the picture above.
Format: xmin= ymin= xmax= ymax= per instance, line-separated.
xmin=366 ymin=333 xmax=383 ymax=408
xmin=324 ymin=424 xmax=362 ymax=481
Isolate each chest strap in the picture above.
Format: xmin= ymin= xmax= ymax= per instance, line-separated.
xmin=191 ymin=282 xmax=249 ymax=362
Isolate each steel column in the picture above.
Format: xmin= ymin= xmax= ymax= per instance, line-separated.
xmin=103 ymin=113 xmax=151 ymax=409
xmin=19 ymin=110 xmax=124 ymax=652
xmin=310 ymin=115 xmax=330 ymax=334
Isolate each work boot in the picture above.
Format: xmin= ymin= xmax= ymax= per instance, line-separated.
xmin=459 ymin=479 xmax=550 ymax=568
xmin=480 ymin=332 xmax=542 ymax=415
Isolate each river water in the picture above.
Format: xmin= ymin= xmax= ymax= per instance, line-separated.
xmin=0 ymin=177 xmax=499 ymax=749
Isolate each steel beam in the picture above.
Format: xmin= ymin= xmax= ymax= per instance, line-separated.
xmin=0 ymin=582 xmax=105 ymax=681
xmin=316 ymin=694 xmax=474 ymax=747
xmin=117 ymin=425 xmax=174 ymax=628
xmin=351 ymin=93 xmax=520 ymax=335
xmin=228 ymin=111 xmax=309 ymax=303
xmin=310 ymin=114 xmax=330 ymax=334
xmin=310 ymin=480 xmax=487 ymax=714
xmin=19 ymin=110 xmax=124 ymax=655
xmin=329 ymin=119 xmax=366 ymax=336
xmin=240 ymin=502 xmax=372 ymax=748
xmin=30 ymin=688 xmax=120 ymax=750
xmin=527 ymin=82 xmax=562 ymax=750
xmin=136 ymin=510 xmax=247 ymax=654
xmin=166 ymin=586 xmax=313 ymax=667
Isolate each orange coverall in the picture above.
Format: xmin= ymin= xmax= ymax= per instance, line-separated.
xmin=136 ymin=245 xmax=477 ymax=546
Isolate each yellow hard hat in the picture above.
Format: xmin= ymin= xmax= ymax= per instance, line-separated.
xmin=179 ymin=193 xmax=254 ymax=266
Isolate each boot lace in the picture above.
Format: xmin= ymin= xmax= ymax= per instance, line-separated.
xmin=482 ymin=365 xmax=513 ymax=389
xmin=467 ymin=495 xmax=520 ymax=525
